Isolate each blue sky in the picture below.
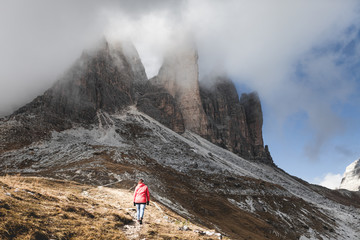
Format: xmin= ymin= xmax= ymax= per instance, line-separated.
xmin=191 ymin=1 xmax=360 ymax=189
xmin=235 ymin=72 xmax=360 ymax=188
xmin=263 ymin=27 xmax=360 ymax=187
xmin=0 ymin=0 xmax=359 ymax=189
xmin=262 ymin=96 xmax=360 ymax=187
xmin=242 ymin=25 xmax=360 ymax=188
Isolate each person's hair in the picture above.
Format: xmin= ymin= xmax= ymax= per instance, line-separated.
xmin=138 ymin=179 xmax=144 ymax=183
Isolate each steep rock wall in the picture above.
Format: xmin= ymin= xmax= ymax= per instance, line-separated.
xmin=151 ymin=43 xmax=273 ymax=163
xmin=4 ymin=39 xmax=272 ymax=164
xmin=136 ymin=82 xmax=185 ymax=134
xmin=14 ymin=40 xmax=147 ymax=124
xmin=152 ymin=46 xmax=208 ymax=136
xmin=200 ymin=77 xmax=273 ymax=163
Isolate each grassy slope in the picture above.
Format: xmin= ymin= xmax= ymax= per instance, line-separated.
xmin=0 ymin=176 xmax=225 ymax=240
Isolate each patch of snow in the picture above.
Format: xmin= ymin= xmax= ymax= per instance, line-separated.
xmin=245 ymin=196 xmax=256 ymax=213
xmin=322 ymin=205 xmax=360 ymax=240
xmin=299 ymin=228 xmax=331 ymax=240
xmin=53 ymin=126 xmax=128 ymax=148
xmin=228 ymin=197 xmax=256 ymax=213
xmin=273 ymin=210 xmax=292 ymax=227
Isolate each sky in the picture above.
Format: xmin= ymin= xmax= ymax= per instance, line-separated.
xmin=1 ymin=0 xmax=360 ymax=189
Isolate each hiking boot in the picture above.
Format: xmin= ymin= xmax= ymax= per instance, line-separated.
xmin=139 ymin=219 xmax=143 ymax=225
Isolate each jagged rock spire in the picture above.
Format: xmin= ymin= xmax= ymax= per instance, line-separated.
xmin=15 ymin=39 xmax=148 ymax=124
xmin=200 ymin=76 xmax=273 ymax=164
xmin=152 ymin=40 xmax=209 ymax=136
xmin=5 ymin=37 xmax=272 ymax=164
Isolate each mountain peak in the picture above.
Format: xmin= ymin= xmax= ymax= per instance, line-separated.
xmin=0 ymin=40 xmax=149 ymax=152
xmin=5 ymin=38 xmax=271 ymax=163
xmin=16 ymin=39 xmax=147 ymax=123
xmin=200 ymin=76 xmax=273 ymax=163
xmin=152 ymin=43 xmax=209 ymax=136
xmin=340 ymin=159 xmax=360 ymax=191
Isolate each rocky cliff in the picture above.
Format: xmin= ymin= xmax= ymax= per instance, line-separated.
xmin=151 ymin=45 xmax=209 ymax=136
xmin=200 ymin=77 xmax=272 ymax=163
xmin=150 ymin=44 xmax=272 ymax=163
xmin=340 ymin=159 xmax=360 ymax=191
xmin=12 ymin=40 xmax=147 ymax=124
xmin=2 ymin=39 xmax=271 ymax=163
xmin=1 ymin=40 xmax=149 ymax=152
xmin=29 ymin=40 xmax=146 ymax=122
xmin=136 ymin=82 xmax=185 ymax=134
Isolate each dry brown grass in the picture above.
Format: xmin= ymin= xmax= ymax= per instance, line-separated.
xmin=0 ymin=175 xmax=227 ymax=240
xmin=130 ymin=200 xmax=227 ymax=240
xmin=0 ymin=175 xmax=130 ymax=240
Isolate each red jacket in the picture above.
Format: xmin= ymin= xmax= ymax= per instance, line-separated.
xmin=133 ymin=183 xmax=150 ymax=203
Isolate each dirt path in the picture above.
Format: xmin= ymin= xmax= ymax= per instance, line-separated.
xmin=84 ymin=186 xmax=225 ymax=239
xmin=122 ymin=221 xmax=142 ymax=240
xmin=0 ymin=176 xmax=224 ymax=239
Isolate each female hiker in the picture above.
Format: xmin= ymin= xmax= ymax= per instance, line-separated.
xmin=133 ymin=179 xmax=150 ymax=224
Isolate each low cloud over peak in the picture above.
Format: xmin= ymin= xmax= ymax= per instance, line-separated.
xmin=1 ymin=0 xmax=360 ymax=164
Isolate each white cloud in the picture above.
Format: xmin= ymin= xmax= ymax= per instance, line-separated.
xmin=0 ymin=0 xmax=107 ymax=116
xmin=103 ymin=9 xmax=177 ymax=78
xmin=0 ymin=0 xmax=360 ymax=163
xmin=314 ymin=173 xmax=343 ymax=190
xmin=183 ymin=0 xmax=360 ymax=160
xmin=0 ymin=0 xmax=183 ymax=116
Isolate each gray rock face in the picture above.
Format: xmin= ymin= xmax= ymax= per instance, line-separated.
xmin=240 ymin=92 xmax=272 ymax=162
xmin=136 ymin=82 xmax=185 ymax=134
xmin=200 ymin=77 xmax=248 ymax=150
xmin=15 ymin=40 xmax=147 ymax=123
xmin=340 ymin=159 xmax=360 ymax=191
xmin=3 ymin=39 xmax=272 ymax=164
xmin=200 ymin=77 xmax=273 ymax=163
xmin=152 ymin=46 xmax=209 ymax=136
xmin=2 ymin=40 xmax=148 ymax=152
xmin=150 ymin=42 xmax=272 ymax=163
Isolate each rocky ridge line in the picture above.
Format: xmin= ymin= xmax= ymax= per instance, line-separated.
xmin=151 ymin=44 xmax=272 ymax=163
xmin=2 ymin=39 xmax=272 ymax=164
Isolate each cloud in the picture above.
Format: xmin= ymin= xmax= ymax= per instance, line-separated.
xmin=183 ymin=0 xmax=360 ymax=160
xmin=314 ymin=173 xmax=343 ymax=190
xmin=0 ymin=0 xmax=182 ymax=117
xmin=0 ymin=0 xmax=359 ymax=163
xmin=0 ymin=0 xmax=106 ymax=116
xmin=103 ymin=8 xmax=178 ymax=78
xmin=335 ymin=145 xmax=355 ymax=158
